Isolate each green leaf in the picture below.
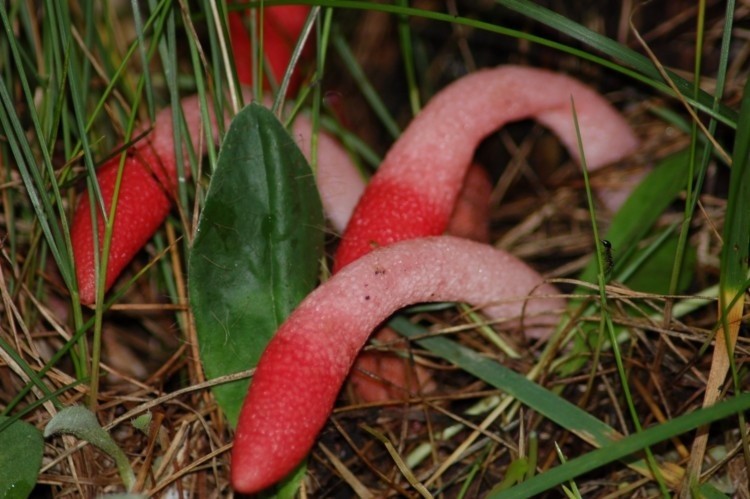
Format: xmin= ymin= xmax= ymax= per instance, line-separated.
xmin=619 ymin=231 xmax=696 ymax=295
xmin=0 ymin=416 xmax=44 ymax=499
xmin=579 ymin=149 xmax=692 ymax=285
xmin=488 ymin=458 xmax=529 ymax=493
xmin=189 ymin=103 xmax=324 ymax=426
xmin=131 ymin=412 xmax=151 ymax=434
xmin=695 ymin=482 xmax=731 ymax=499
xmin=44 ymin=406 xmax=135 ymax=491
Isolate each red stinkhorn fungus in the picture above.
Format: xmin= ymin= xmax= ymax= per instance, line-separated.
xmin=71 ymin=95 xmax=220 ymax=304
xmin=334 ymin=65 xmax=639 ymax=272
xmin=348 ymin=163 xmax=493 ymax=403
xmin=231 ymin=235 xmax=562 ymax=493
xmin=72 ymin=98 xmax=364 ymax=304
xmin=340 ymin=66 xmax=637 ymax=403
xmin=72 ymin=6 xmax=317 ymax=304
xmin=229 ymin=5 xmax=310 ymax=92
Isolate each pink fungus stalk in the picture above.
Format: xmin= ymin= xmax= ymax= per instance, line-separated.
xmin=334 ymin=65 xmax=639 ymax=272
xmin=291 ymin=117 xmax=367 ymax=234
xmin=348 ymin=163 xmax=493 ymax=402
xmin=231 ymin=235 xmax=563 ymax=493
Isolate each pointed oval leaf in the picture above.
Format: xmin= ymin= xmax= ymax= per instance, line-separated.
xmin=0 ymin=416 xmax=44 ymax=499
xmin=44 ymin=406 xmax=135 ymax=490
xmin=189 ymin=103 xmax=324 ymax=426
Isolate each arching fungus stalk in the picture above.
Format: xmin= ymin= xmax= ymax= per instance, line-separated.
xmin=231 ymin=235 xmax=563 ymax=493
xmin=338 ymin=65 xmax=638 ymax=402
xmin=334 ymin=65 xmax=639 ymax=272
xmin=348 ymin=163 xmax=493 ymax=402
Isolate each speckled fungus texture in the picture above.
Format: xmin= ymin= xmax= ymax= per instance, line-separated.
xmin=230 ymin=235 xmax=563 ymax=493
xmin=348 ymin=163 xmax=493 ymax=403
xmin=72 ymin=96 xmax=360 ymax=304
xmin=71 ymin=95 xmax=219 ymax=304
xmin=334 ymin=64 xmax=639 ymax=272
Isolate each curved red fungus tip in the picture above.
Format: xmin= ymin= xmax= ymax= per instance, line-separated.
xmin=71 ymin=95 xmax=215 ymax=304
xmin=231 ymin=235 xmax=563 ymax=493
xmin=72 ymin=5 xmax=319 ymax=304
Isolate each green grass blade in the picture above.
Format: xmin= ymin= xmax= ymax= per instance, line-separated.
xmin=711 ymin=57 xmax=750 ymax=483
xmin=332 ymin=30 xmax=401 ymax=139
xmin=132 ymin=0 xmax=155 ymax=116
xmin=496 ymin=392 xmax=750 ymax=498
xmin=0 ymin=334 xmax=54 ymax=402
xmin=287 ymin=0 xmax=736 ymax=127
xmin=573 ymin=101 xmax=669 ymax=494
xmin=395 ymin=0 xmax=421 ymax=116
xmin=0 ymin=5 xmax=74 ymax=290
xmin=494 ymin=0 xmax=735 ymax=126
xmin=720 ymin=72 xmax=750 ymax=312
xmin=389 ymin=316 xmax=675 ymax=484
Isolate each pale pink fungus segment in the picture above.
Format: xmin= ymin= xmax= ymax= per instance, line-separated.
xmin=146 ymin=94 xmax=223 ymax=180
xmin=291 ymin=117 xmax=366 ymax=233
xmin=231 ymin=235 xmax=563 ymax=493
xmin=334 ymin=65 xmax=639 ymax=271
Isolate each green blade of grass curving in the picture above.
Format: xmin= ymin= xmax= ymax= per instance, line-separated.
xmin=276 ymin=0 xmax=736 ymax=126
xmin=684 ymin=70 xmax=750 ymax=486
xmin=332 ymin=30 xmax=401 ymax=140
xmin=389 ymin=316 xmax=682 ymax=486
xmin=494 ymin=0 xmax=735 ymax=126
xmin=0 ymin=9 xmax=73 ymax=290
xmin=189 ymin=103 xmax=324 ymax=426
xmin=496 ymin=391 xmax=750 ymax=498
